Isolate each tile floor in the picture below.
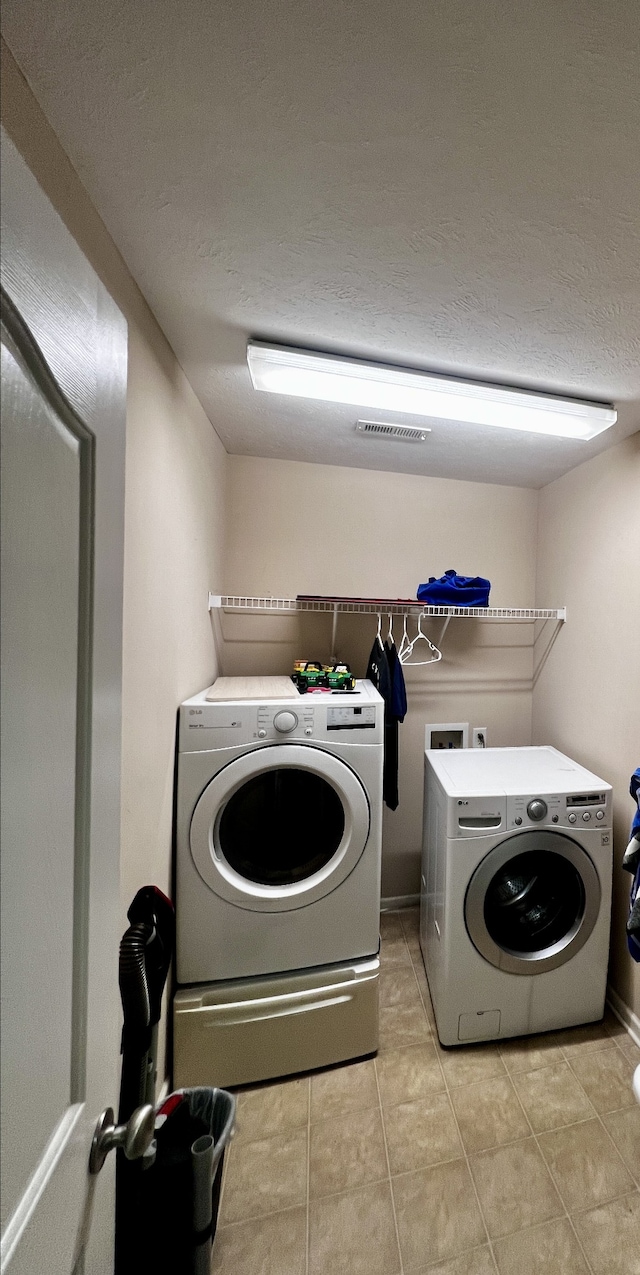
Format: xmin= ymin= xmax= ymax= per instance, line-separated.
xmin=212 ymin=909 xmax=640 ymax=1274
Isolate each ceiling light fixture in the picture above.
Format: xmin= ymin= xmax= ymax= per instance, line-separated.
xmin=247 ymin=342 xmax=616 ymax=441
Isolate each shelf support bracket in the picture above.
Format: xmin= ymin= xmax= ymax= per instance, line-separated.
xmin=437 ymin=615 xmax=452 ymax=648
xmin=330 ymin=604 xmax=339 ymax=664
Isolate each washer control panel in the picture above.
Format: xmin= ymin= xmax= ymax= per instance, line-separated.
xmin=508 ymin=790 xmax=610 ymax=831
xmin=527 ymin=798 xmax=548 ymax=821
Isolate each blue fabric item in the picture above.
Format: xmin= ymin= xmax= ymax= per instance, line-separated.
xmin=628 ymin=865 xmax=640 ymax=963
xmin=386 ymin=640 xmax=407 ymax=723
xmin=630 ymin=768 xmax=640 ymax=841
xmin=627 ymin=769 xmax=640 ymax=962
xmin=417 ymin=569 xmax=491 ymax=607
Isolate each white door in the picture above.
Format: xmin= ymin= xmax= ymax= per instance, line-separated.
xmin=1 ymin=131 xmax=127 ymax=1274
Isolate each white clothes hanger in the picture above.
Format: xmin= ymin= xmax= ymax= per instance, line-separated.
xmin=399 ymin=611 xmax=442 ymax=666
xmin=398 ymin=613 xmax=412 ymax=662
xmin=376 ymin=613 xmax=384 ymax=649
xmin=386 ymin=613 xmax=395 ymax=646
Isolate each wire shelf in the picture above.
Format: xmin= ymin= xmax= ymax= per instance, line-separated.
xmin=209 ymin=594 xmax=566 ymax=621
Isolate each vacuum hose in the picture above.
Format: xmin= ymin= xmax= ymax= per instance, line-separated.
xmin=118 ymin=921 xmax=153 ymax=1123
xmin=119 ymin=922 xmax=152 ymax=1035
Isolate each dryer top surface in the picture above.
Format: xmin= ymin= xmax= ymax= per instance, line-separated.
xmin=426 ymin=746 xmax=611 ymax=797
xmin=183 ymin=678 xmax=383 ymax=711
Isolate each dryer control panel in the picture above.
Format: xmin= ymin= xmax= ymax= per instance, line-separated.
xmin=179 ymin=681 xmax=383 ymax=750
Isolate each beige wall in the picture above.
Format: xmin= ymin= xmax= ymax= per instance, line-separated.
xmin=2 ymin=44 xmax=228 ymax=1071
xmin=224 ymin=456 xmax=538 ymax=895
xmin=533 ymin=432 xmax=640 ymax=1018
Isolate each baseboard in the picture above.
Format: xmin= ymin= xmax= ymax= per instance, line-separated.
xmin=606 ymin=983 xmax=640 ymax=1049
xmin=381 ymin=894 xmax=420 ymax=912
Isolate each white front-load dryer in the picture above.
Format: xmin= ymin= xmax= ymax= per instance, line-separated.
xmin=420 ymin=747 xmax=613 ymax=1046
xmin=173 ymin=679 xmax=384 ymax=1086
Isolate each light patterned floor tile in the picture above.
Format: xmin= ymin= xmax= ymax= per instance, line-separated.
xmin=537 ymin=1118 xmax=634 ymax=1213
xmin=603 ymin=1007 xmax=630 ymax=1038
xmin=309 ymin=1106 xmax=387 ymax=1198
xmin=308 ymin=1180 xmax=401 ymax=1275
xmin=211 ymin=1206 xmax=307 ymax=1274
xmin=410 ymin=957 xmax=437 ymax=1023
xmin=437 ymin=1041 xmax=506 ymax=1089
xmin=569 ymin=1047 xmax=636 ymax=1114
xmin=511 ymin=1061 xmax=595 ymax=1132
xmin=310 ymin=1057 xmax=379 ymax=1122
xmin=378 ymin=999 xmax=433 ymax=1049
xmin=233 ymin=1076 xmax=309 ymax=1142
xmin=410 ymin=1245 xmax=495 ymax=1274
xmin=469 ymin=1138 xmax=563 ymax=1239
xmin=376 ymin=1040 xmax=445 ymax=1107
xmin=392 ymin=1158 xmax=486 ymax=1268
xmin=498 ymin=1033 xmax=564 ymax=1075
xmin=602 ymin=1106 xmax=640 ymax=1181
xmin=383 ymin=1092 xmax=463 ymax=1175
xmin=617 ymin=1034 xmax=640 ymax=1066
xmin=492 ymin=1217 xmax=588 ymax=1275
xmin=220 ymin=1127 xmax=307 ymax=1224
xmin=380 ymin=910 xmax=405 ymax=939
xmin=379 ymin=965 xmax=424 ymax=1009
xmin=573 ymin=1192 xmax=640 ymax=1275
xmin=380 ymin=935 xmax=413 ymax=967
xmin=555 ymin=1021 xmax=616 ymax=1059
xmin=450 ymin=1075 xmax=530 ymax=1153
xmin=399 ymin=907 xmax=420 ymax=936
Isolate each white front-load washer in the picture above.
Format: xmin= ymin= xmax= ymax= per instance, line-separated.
xmin=420 ymin=746 xmax=613 ymax=1046
xmin=173 ymin=679 xmax=384 ymax=1086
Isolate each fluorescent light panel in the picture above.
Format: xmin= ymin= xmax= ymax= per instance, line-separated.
xmin=247 ymin=342 xmax=616 ymax=440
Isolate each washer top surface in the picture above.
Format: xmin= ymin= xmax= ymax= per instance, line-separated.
xmin=426 ymin=746 xmax=611 ymax=797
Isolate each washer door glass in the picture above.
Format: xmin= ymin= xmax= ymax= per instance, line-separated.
xmin=483 ymin=850 xmax=585 ymax=955
xmin=218 ymin=768 xmax=345 ymax=886
xmin=465 ymin=830 xmax=601 ymax=974
xmin=190 ymin=744 xmax=371 ymax=912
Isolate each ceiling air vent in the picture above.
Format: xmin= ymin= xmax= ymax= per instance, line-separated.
xmin=356 ymin=420 xmax=431 ymax=442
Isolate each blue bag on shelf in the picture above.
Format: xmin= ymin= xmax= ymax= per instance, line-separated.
xmin=417 ymin=569 xmax=491 ymax=607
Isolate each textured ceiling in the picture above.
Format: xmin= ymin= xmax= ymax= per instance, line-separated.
xmin=3 ymin=1 xmax=639 ymax=487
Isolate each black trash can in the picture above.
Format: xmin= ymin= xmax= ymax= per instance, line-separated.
xmin=139 ymin=1086 xmax=236 ymax=1273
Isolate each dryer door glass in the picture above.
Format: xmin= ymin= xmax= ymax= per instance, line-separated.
xmin=483 ymin=850 xmax=585 ymax=954
xmin=218 ymin=768 xmax=345 ymax=886
xmin=190 ymin=744 xmax=372 ymax=912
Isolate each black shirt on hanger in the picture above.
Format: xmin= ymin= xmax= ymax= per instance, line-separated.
xmin=366 ymin=635 xmax=392 ymax=705
xmin=383 ymin=639 xmax=406 ymax=811
xmin=366 ymin=636 xmax=401 ymax=811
